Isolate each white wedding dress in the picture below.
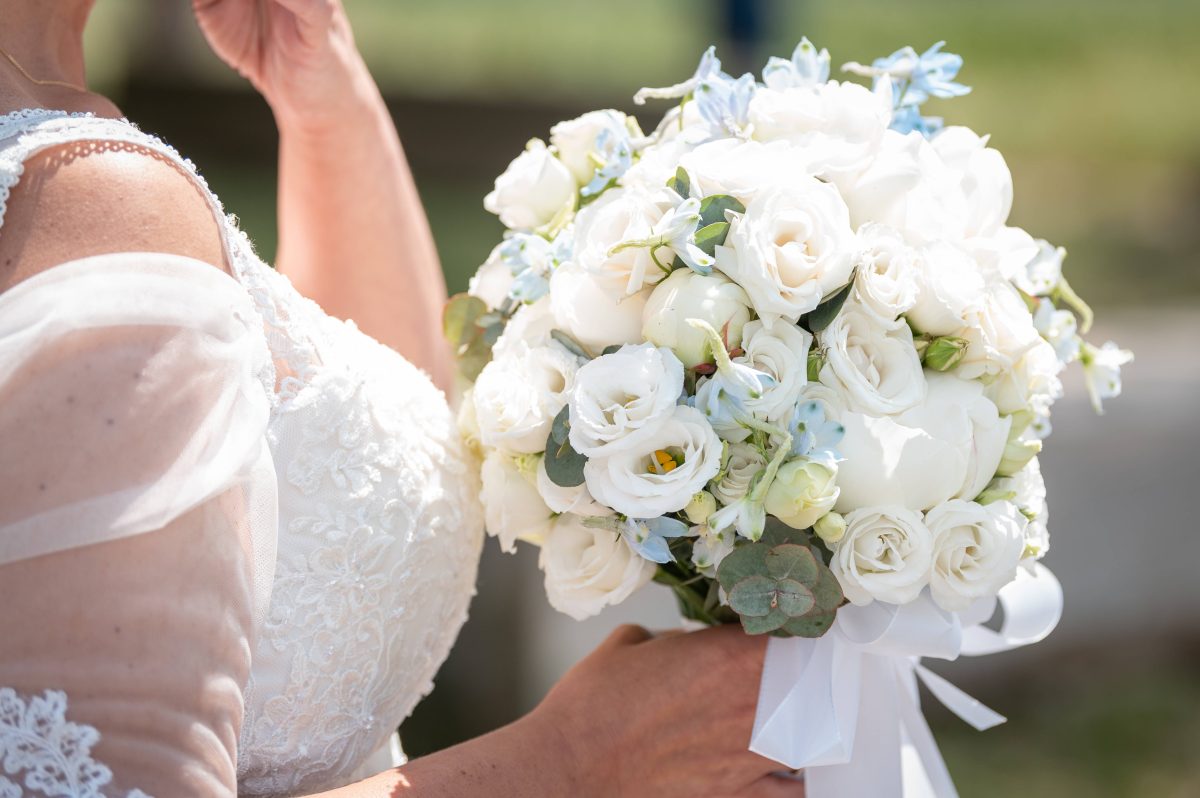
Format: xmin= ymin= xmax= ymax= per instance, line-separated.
xmin=0 ymin=110 xmax=484 ymax=797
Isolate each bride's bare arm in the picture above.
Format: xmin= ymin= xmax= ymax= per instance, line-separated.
xmin=194 ymin=0 xmax=451 ymax=390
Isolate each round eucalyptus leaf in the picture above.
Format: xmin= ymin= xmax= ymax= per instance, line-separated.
xmin=774 ymin=578 xmax=816 ymax=618
xmin=728 ymin=575 xmax=778 ymax=618
xmin=766 ymin=544 xmax=819 ymax=584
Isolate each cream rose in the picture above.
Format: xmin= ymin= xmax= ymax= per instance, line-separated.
xmin=853 ymin=223 xmax=919 ymax=321
xmin=584 ymin=405 xmax=723 ymax=518
xmin=480 ymin=450 xmax=554 ymax=553
xmin=550 ymin=109 xmax=635 ymax=184
xmin=473 ymin=341 xmax=580 ymax=454
xmin=540 ymin=514 xmax=656 ymax=620
xmin=926 ymin=499 xmax=1025 ymax=611
xmin=832 ymin=505 xmax=934 ymax=605
xmin=572 ymin=187 xmax=669 ymax=296
xmin=955 ymin=280 xmax=1042 ymax=382
xmin=711 ymin=442 xmax=766 ymax=506
xmin=819 ymin=301 xmax=926 ymax=415
xmin=764 ymin=458 xmax=840 ymax=530
xmin=549 ymin=260 xmax=649 ymax=352
xmin=715 ymin=179 xmax=856 ymax=321
xmin=906 ymin=241 xmax=985 ymax=336
xmin=984 ymin=337 xmax=1064 ymax=416
xmin=484 ymin=139 xmax=576 ymax=231
xmin=642 ymin=270 xmax=753 ymax=368
xmin=835 ymin=371 xmax=1012 ymax=513
xmin=567 ymin=343 xmax=684 ymax=456
xmin=735 ymin=318 xmax=812 ymax=422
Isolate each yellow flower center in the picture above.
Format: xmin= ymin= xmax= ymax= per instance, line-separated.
xmin=648 ymin=448 xmax=682 ymax=475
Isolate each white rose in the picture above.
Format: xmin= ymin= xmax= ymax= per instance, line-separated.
xmin=963 ymin=226 xmax=1039 ymax=285
xmin=931 ymin=126 xmax=1013 ymax=240
xmin=550 ymin=109 xmax=635 ymax=184
xmin=678 ymin=138 xmax=811 ymax=203
xmin=712 ymin=442 xmax=766 ymax=506
xmin=480 ymin=450 xmax=554 ymax=553
xmin=716 ymin=179 xmax=856 ymax=321
xmin=956 ymin=280 xmax=1042 ymax=382
xmin=836 ymin=371 xmax=1012 ymax=513
xmin=549 ymin=260 xmax=649 ymax=351
xmin=926 ymin=499 xmax=1025 ymax=611
xmin=473 ymin=342 xmax=581 ymax=454
xmin=536 ymin=457 xmax=613 ymax=518
xmin=572 ymin=187 xmax=669 ymax=296
xmin=764 ymin=458 xmax=840 ymax=530
xmin=492 ymin=297 xmax=557 ymax=360
xmin=735 ymin=318 xmax=812 ymax=421
xmin=484 ymin=139 xmax=577 ymax=231
xmin=468 ymin=244 xmax=515 ymax=309
xmin=984 ymin=337 xmax=1064 ymax=416
xmin=642 ymin=270 xmax=753 ymax=368
xmin=540 ymin=514 xmax=656 ymax=620
xmin=832 ymin=505 xmax=934 ymax=605
xmin=584 ymin=405 xmax=723 ymax=518
xmin=819 ymin=301 xmax=926 ymax=415
xmin=906 ymin=241 xmax=985 ymax=336
xmin=853 ymin=223 xmax=919 ymax=321
xmin=749 ymin=80 xmax=890 ymax=177
xmin=622 ymin=134 xmax=697 ymax=191
xmin=567 ymin=343 xmax=684 ymax=456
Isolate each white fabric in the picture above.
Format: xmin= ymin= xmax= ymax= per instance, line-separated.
xmin=0 ymin=110 xmax=484 ymax=797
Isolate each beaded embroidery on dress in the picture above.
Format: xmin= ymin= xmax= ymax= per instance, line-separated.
xmin=0 ymin=110 xmax=484 ymax=797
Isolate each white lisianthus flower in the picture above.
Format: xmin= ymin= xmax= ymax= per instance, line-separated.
xmin=484 ymin=139 xmax=576 ymax=231
xmin=711 ymin=442 xmax=766 ymax=506
xmin=984 ymin=337 xmax=1064 ymax=416
xmin=473 ymin=342 xmax=581 ymax=454
xmin=540 ymin=514 xmax=656 ymax=620
xmin=955 ymin=280 xmax=1043 ymax=382
xmin=572 ymin=187 xmax=669 ymax=296
xmin=819 ymin=301 xmax=926 ymax=415
xmin=1033 ymin=299 xmax=1081 ymax=364
xmin=549 ymin=261 xmax=649 ymax=351
xmin=926 ymin=499 xmax=1025 ymax=611
xmin=748 ymin=80 xmax=890 ymax=177
xmin=550 ymin=109 xmax=636 ymax=184
xmin=679 ymin=138 xmax=811 ymax=203
xmin=1014 ymin=239 xmax=1065 ymax=297
xmin=536 ymin=457 xmax=613 ymax=518
xmin=468 ymin=244 xmax=515 ymax=310
xmin=584 ymin=405 xmax=723 ymax=518
xmin=642 ymin=270 xmax=753 ymax=368
xmin=735 ymin=318 xmax=812 ymax=421
xmin=931 ymin=126 xmax=1013 ymax=239
xmin=836 ymin=371 xmax=1011 ymax=513
xmin=715 ymin=179 xmax=856 ymax=321
xmin=491 ymin=297 xmax=556 ymax=360
xmin=906 ymin=241 xmax=985 ymax=336
xmin=832 ymin=505 xmax=934 ymax=605
xmin=1081 ymin=340 xmax=1134 ymax=414
xmin=853 ymin=223 xmax=919 ymax=321
xmin=480 ymin=450 xmax=554 ymax=553
xmin=567 ymin=343 xmax=684 ymax=456
xmin=764 ymin=458 xmax=840 ymax=530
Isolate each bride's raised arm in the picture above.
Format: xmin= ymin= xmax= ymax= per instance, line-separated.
xmin=194 ymin=0 xmax=453 ymax=390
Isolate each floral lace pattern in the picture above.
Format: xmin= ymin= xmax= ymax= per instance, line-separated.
xmin=0 ymin=689 xmax=152 ymax=798
xmin=0 ymin=111 xmax=485 ymax=796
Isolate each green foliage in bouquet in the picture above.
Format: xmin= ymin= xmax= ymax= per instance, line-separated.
xmin=443 ymin=294 xmax=508 ymax=382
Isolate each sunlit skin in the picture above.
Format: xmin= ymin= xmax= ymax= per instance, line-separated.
xmin=0 ymin=1 xmax=801 ymax=795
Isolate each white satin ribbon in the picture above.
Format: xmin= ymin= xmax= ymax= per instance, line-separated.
xmin=750 ymin=564 xmax=1062 ymax=797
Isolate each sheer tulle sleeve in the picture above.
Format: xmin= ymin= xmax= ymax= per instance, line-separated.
xmin=0 ymin=253 xmax=278 ymax=798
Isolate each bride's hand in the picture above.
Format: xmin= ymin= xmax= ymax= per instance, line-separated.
xmin=532 ymin=624 xmax=803 ymax=798
xmin=192 ymin=0 xmax=367 ymax=130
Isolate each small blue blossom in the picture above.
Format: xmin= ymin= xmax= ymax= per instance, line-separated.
xmin=786 ymin=400 xmax=844 ymax=465
xmin=844 ymin=41 xmax=970 ymax=139
xmin=622 ymin=516 xmax=691 ymax=563
xmin=499 ymin=230 xmax=572 ymax=304
xmin=693 ymin=361 xmax=777 ymax=443
xmin=762 ymin=37 xmax=831 ymax=90
xmin=634 ymin=46 xmax=755 ymax=138
xmin=581 ymin=126 xmax=634 ymax=198
xmin=889 ymin=104 xmax=944 ymax=137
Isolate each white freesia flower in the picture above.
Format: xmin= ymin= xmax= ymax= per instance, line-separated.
xmin=854 ymin=223 xmax=919 ymax=321
xmin=735 ymin=318 xmax=813 ymax=421
xmin=535 ymin=457 xmax=613 ymax=518
xmin=484 ymin=139 xmax=576 ymax=231
xmin=819 ymin=301 xmax=926 ymax=415
xmin=480 ymin=450 xmax=554 ymax=553
xmin=550 ymin=109 xmax=636 ymax=185
xmin=572 ymin=187 xmax=669 ymax=296
xmin=906 ymin=241 xmax=985 ymax=336
xmin=642 ymin=270 xmax=753 ymax=367
xmin=584 ymin=405 xmax=723 ymax=518
xmin=1014 ymin=239 xmax=1065 ymax=297
xmin=712 ymin=442 xmax=766 ymax=506
xmin=926 ymin=499 xmax=1025 ymax=611
xmin=832 ymin=505 xmax=934 ymax=605
xmin=1033 ymin=299 xmax=1081 ymax=364
xmin=491 ymin=297 xmax=557 ymax=360
xmin=955 ymin=280 xmax=1043 ymax=381
xmin=931 ymin=126 xmax=1013 ymax=239
xmin=567 ymin=343 xmax=684 ymax=456
xmin=540 ymin=514 xmax=656 ymax=620
xmin=549 ymin=260 xmax=649 ymax=351
xmin=1081 ymin=340 xmax=1134 ymax=414
xmin=984 ymin=337 xmax=1064 ymax=416
xmin=749 ymin=80 xmax=890 ymax=177
xmin=716 ymin=179 xmax=856 ymax=321
xmin=836 ymin=371 xmax=1011 ymax=513
xmin=473 ymin=342 xmax=581 ymax=454
xmin=764 ymin=458 xmax=840 ymax=530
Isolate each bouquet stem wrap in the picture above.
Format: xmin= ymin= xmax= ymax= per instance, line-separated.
xmin=750 ymin=564 xmax=1063 ymax=797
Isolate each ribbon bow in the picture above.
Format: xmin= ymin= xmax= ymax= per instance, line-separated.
xmin=749 ymin=564 xmax=1063 ymax=797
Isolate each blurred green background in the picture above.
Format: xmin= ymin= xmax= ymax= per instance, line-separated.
xmin=82 ymin=2 xmax=1200 ymax=796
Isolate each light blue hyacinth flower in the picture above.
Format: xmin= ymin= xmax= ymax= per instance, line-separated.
xmin=499 ymin=230 xmax=572 ymax=303
xmin=621 ymin=516 xmax=691 ymax=564
xmin=762 ymin=37 xmax=831 ymax=90
xmin=786 ymin=400 xmax=845 ymax=466
xmin=581 ymin=126 xmax=634 ymax=198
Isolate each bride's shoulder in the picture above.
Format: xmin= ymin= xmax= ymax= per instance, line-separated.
xmin=0 ymin=125 xmax=227 ymax=293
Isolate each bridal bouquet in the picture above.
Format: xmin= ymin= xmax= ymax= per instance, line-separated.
xmin=448 ymin=37 xmax=1130 ymax=797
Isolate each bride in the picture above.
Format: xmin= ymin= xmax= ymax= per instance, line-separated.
xmin=0 ymin=1 xmax=800 ymax=796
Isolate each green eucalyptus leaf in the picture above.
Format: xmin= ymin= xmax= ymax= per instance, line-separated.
xmin=601 ymin=344 xmax=624 ymax=356
xmin=759 ymin=519 xmax=811 ymax=548
xmin=774 ymin=578 xmax=816 ymax=617
xmin=669 ymin=167 xmax=691 ymax=198
xmin=550 ymin=329 xmax=593 ymax=360
xmin=543 ymin=406 xmax=587 ymax=487
xmin=549 ymin=404 xmax=571 ymax=447
xmin=443 ymin=293 xmax=488 ymax=346
xmin=728 ymin=575 xmax=779 ymax=617
xmin=779 ymin=610 xmax=837 ymax=638
xmin=803 ymin=281 xmax=854 ymax=333
xmin=698 ymin=194 xmax=746 ymax=228
xmin=693 ymin=221 xmax=730 ymax=257
xmin=716 ymin=542 xmax=770 ymax=589
xmin=741 ymin=608 xmax=788 ymax=635
xmin=808 ymin=568 xmax=845 ymax=613
xmin=766 ymin=544 xmax=820 ymax=585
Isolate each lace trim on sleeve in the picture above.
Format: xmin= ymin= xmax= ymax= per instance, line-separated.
xmin=0 ymin=688 xmax=152 ymax=798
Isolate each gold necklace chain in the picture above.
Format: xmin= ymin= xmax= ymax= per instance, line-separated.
xmin=0 ymin=44 xmax=85 ymax=92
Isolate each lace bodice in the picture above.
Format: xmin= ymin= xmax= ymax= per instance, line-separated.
xmin=0 ymin=110 xmax=484 ymax=797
